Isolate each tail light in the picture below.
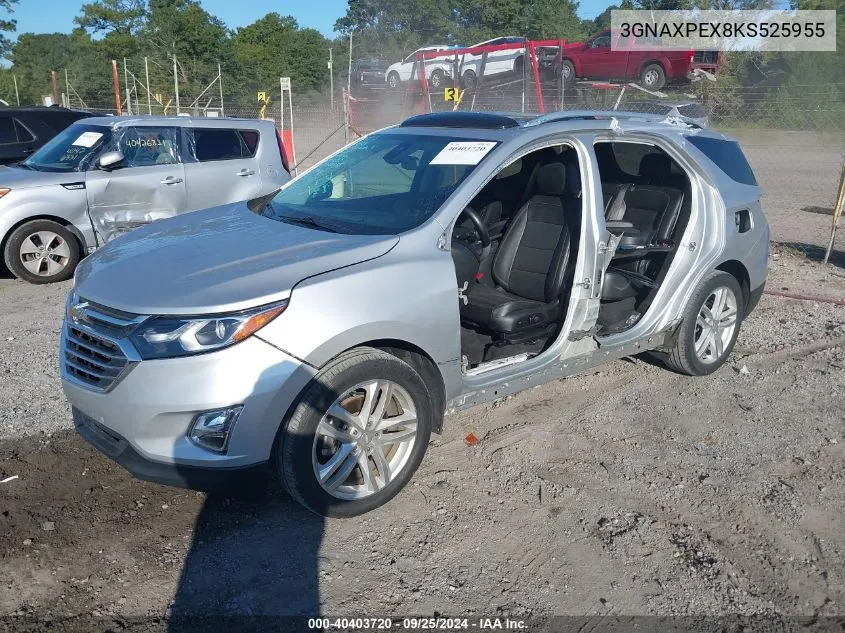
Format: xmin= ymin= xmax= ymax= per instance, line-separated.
xmin=689 ymin=50 xmax=695 ymax=64
xmin=275 ymin=128 xmax=291 ymax=174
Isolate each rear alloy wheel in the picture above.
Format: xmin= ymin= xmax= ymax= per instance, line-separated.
xmin=660 ymin=270 xmax=744 ymax=376
xmin=429 ymin=69 xmax=445 ymax=89
xmin=640 ymin=63 xmax=666 ymax=91
xmin=461 ymin=69 xmax=478 ymax=90
xmin=276 ymin=347 xmax=433 ymax=517
xmin=387 ymin=71 xmax=401 ymax=90
xmin=561 ymin=59 xmax=576 ymax=87
xmin=4 ymin=219 xmax=80 ymax=284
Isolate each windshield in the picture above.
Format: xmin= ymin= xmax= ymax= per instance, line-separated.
xmin=263 ymin=133 xmax=496 ymax=235
xmin=22 ymin=123 xmax=111 ymax=172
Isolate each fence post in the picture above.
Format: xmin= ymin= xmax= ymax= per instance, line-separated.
xmin=173 ymin=54 xmax=180 ymax=115
xmin=824 ymin=157 xmax=845 ymax=264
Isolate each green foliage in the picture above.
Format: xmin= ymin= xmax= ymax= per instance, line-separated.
xmin=0 ymin=0 xmax=19 ymax=59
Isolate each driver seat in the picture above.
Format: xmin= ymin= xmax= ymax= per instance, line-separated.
xmin=461 ymin=163 xmax=573 ymax=338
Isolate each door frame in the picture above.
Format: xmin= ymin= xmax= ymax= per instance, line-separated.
xmin=439 ymin=134 xmax=614 ymax=390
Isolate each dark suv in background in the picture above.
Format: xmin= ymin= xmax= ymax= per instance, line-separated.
xmin=0 ymin=106 xmax=94 ymax=165
xmin=350 ymin=59 xmax=390 ymax=95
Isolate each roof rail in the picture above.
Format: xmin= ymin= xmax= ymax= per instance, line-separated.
xmin=523 ymin=110 xmax=666 ymax=127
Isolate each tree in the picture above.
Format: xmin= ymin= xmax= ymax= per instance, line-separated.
xmin=75 ymin=0 xmax=146 ymax=58
xmin=0 ymin=0 xmax=19 ymax=59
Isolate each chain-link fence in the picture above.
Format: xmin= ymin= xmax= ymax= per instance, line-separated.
xmin=55 ymin=66 xmax=844 ymax=256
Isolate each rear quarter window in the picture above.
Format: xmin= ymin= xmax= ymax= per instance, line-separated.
xmin=677 ymin=104 xmax=707 ymax=118
xmin=685 ymin=136 xmax=757 ymax=186
xmin=192 ymin=128 xmax=257 ymax=161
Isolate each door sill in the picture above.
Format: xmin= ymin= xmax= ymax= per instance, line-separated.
xmin=464 ymin=352 xmax=531 ymax=376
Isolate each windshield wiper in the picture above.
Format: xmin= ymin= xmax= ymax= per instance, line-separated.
xmin=278 ymin=215 xmax=339 ymax=233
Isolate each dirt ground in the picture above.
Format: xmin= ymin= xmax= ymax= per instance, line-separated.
xmin=1 ymin=136 xmax=844 ymax=631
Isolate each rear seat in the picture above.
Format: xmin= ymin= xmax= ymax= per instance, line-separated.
xmin=601 ymin=153 xmax=684 ymax=247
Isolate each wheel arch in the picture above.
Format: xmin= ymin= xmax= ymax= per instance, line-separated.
xmin=1 ymin=214 xmax=88 ymax=269
xmin=716 ymin=259 xmax=750 ymax=311
xmin=323 ymin=339 xmax=447 ymax=434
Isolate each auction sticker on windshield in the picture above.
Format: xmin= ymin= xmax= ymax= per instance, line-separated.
xmin=430 ymin=141 xmax=497 ymax=165
xmin=72 ymin=131 xmax=103 ymax=148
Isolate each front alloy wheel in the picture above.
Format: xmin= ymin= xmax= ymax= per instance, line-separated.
xmin=313 ymin=380 xmax=418 ymax=500
xmin=4 ymin=219 xmax=80 ymax=284
xmin=276 ymin=347 xmax=433 ymax=517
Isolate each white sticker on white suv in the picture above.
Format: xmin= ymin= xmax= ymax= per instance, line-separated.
xmin=72 ymin=132 xmax=104 ymax=148
xmin=430 ymin=141 xmax=497 ymax=165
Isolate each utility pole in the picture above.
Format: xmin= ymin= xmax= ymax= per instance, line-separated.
xmin=144 ymin=57 xmax=152 ymax=114
xmin=345 ymin=32 xmax=353 ymax=144
xmin=329 ymin=47 xmax=334 ymax=110
xmin=218 ymin=62 xmax=224 ymax=117
xmin=111 ymin=60 xmax=122 ymax=115
xmin=64 ymin=69 xmax=70 ymax=108
xmin=173 ymin=54 xmax=180 ymax=115
xmin=12 ymin=74 xmax=19 ymax=106
xmin=50 ymin=71 xmax=58 ymax=105
xmin=123 ymin=58 xmax=132 ymax=115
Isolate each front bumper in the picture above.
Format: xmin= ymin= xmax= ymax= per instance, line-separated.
xmin=61 ymin=332 xmax=317 ymax=478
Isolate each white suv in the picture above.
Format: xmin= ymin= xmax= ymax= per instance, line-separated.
xmin=385 ymin=46 xmax=460 ymax=90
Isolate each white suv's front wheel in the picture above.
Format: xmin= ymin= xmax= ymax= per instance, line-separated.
xmin=275 ymin=347 xmax=433 ymax=517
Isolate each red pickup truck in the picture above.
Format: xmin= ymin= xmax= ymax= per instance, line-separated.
xmin=560 ymin=30 xmax=721 ymax=90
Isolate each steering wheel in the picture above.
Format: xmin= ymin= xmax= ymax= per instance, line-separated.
xmin=457 ymin=206 xmax=491 ymax=248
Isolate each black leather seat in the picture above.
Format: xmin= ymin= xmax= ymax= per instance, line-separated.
xmin=461 ymin=162 xmax=574 ymax=336
xmin=601 ymin=154 xmax=686 ymax=301
xmin=603 ymin=153 xmax=684 ymax=247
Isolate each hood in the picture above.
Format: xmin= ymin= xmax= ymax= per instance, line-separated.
xmin=74 ymin=202 xmax=399 ymax=315
xmin=0 ymin=165 xmax=77 ymax=190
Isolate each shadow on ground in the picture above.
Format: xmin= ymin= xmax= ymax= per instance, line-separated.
xmin=168 ymin=476 xmax=324 ymax=632
xmin=773 ymin=241 xmax=844 ymax=269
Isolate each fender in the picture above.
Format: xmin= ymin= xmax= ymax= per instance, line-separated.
xmin=0 ymin=188 xmax=96 ymax=253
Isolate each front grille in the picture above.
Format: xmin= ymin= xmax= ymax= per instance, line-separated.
xmin=63 ymin=300 xmax=142 ymax=391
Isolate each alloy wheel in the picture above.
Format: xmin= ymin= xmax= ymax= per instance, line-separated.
xmin=19 ymin=230 xmax=71 ymax=277
xmin=694 ymin=286 xmax=738 ymax=363
xmin=312 ymin=380 xmax=418 ymax=500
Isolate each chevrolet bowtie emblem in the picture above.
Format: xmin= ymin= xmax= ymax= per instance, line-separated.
xmin=69 ymin=301 xmax=90 ymax=324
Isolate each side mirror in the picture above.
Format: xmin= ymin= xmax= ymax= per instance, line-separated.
xmin=97 ymin=150 xmax=125 ymax=171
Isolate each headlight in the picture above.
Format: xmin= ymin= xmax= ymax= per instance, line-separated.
xmin=129 ymin=300 xmax=287 ymax=359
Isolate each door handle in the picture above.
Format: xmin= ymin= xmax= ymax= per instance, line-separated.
xmin=237 ymin=169 xmax=256 ymax=177
xmin=160 ymin=176 xmax=183 ymax=185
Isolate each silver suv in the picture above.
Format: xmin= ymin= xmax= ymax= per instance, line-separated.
xmin=1 ymin=116 xmax=290 ymax=284
xmin=61 ymin=111 xmax=769 ymax=517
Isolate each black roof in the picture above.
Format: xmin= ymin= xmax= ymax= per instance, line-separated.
xmin=400 ymin=111 xmax=522 ymax=130
xmin=0 ymin=105 xmax=92 ymax=115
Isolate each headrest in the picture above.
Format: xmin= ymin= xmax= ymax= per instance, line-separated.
xmin=565 ymin=160 xmax=582 ymax=198
xmin=496 ymin=158 xmax=522 ymax=179
xmin=639 ymin=153 xmax=671 ymax=181
xmin=535 ymin=163 xmax=567 ymax=196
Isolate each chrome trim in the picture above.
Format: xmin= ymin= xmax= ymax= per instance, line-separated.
xmin=61 ymin=295 xmax=145 ymax=393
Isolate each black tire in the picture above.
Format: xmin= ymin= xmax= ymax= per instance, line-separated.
xmin=387 ymin=71 xmax=401 ymax=90
xmin=429 ymin=69 xmax=445 ymax=89
xmin=659 ymin=270 xmax=744 ymax=376
xmin=561 ymin=59 xmax=576 ymax=87
xmin=276 ymin=347 xmax=434 ymax=517
xmin=3 ymin=219 xmax=80 ymax=285
xmin=461 ymin=69 xmax=478 ymax=90
xmin=513 ymin=55 xmax=525 ymax=76
xmin=640 ymin=63 xmax=666 ymax=91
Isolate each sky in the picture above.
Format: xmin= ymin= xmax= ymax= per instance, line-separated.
xmin=7 ymin=0 xmax=612 ymax=41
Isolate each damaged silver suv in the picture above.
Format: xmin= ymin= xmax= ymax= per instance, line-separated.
xmin=1 ymin=116 xmax=290 ymax=284
xmin=62 ymin=111 xmax=768 ymax=517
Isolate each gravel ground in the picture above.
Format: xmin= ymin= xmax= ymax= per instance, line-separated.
xmin=0 ymin=134 xmax=844 ymax=631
